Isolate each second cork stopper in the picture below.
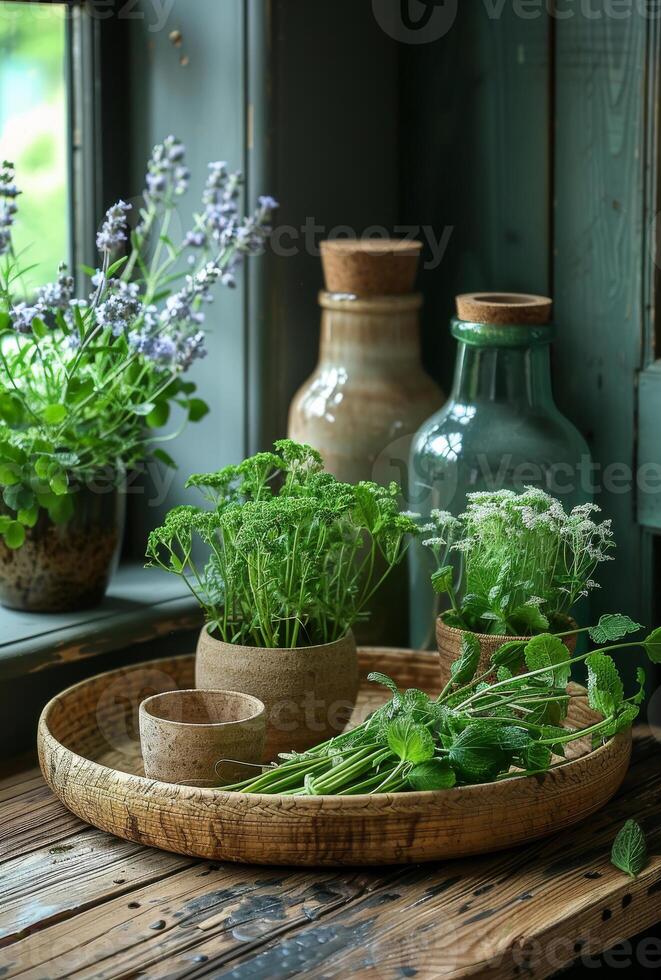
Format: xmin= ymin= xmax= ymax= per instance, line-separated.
xmin=320 ymin=239 xmax=422 ymax=296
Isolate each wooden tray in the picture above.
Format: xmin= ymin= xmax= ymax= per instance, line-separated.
xmin=38 ymin=648 xmax=632 ymax=867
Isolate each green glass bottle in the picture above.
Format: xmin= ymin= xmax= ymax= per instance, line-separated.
xmin=408 ymin=293 xmax=592 ymax=648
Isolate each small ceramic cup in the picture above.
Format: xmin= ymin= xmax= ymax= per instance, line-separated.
xmin=139 ymin=689 xmax=266 ymax=787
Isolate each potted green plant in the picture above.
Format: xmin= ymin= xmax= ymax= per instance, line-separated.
xmin=423 ymin=488 xmax=614 ymax=683
xmin=145 ymin=439 xmax=419 ymax=759
xmin=0 ymin=140 xmax=276 ymax=611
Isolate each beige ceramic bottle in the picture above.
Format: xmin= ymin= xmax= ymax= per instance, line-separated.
xmin=288 ymin=239 xmax=443 ymax=646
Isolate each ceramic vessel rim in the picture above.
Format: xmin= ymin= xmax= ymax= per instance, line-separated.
xmin=200 ymin=624 xmax=355 ymax=654
xmin=139 ymin=688 xmax=265 ymax=728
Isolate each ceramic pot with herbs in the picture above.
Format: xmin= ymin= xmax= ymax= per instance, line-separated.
xmin=0 ymin=480 xmax=125 ymax=613
xmin=146 ymin=440 xmax=419 ymax=762
xmin=422 ymin=486 xmax=614 ymax=686
xmin=195 ymin=629 xmax=358 ymax=761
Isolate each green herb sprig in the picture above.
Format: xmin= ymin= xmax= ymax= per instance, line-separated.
xmin=222 ymin=615 xmax=659 ymax=795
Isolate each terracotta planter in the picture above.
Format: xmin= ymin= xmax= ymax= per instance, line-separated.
xmin=195 ymin=628 xmax=359 ymax=761
xmin=0 ymin=482 xmax=125 ymax=613
xmin=436 ymin=616 xmax=578 ymax=687
xmin=139 ymin=689 xmax=265 ymax=787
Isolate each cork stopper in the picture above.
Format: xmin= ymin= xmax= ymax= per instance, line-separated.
xmin=320 ymin=239 xmax=422 ymax=296
xmin=456 ymin=292 xmax=552 ymax=326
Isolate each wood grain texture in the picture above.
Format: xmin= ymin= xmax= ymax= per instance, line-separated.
xmin=0 ymin=732 xmax=659 ymax=979
xmin=37 ymin=649 xmax=631 ymax=867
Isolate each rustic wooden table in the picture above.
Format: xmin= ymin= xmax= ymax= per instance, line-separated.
xmin=1 ymin=729 xmax=660 ymax=980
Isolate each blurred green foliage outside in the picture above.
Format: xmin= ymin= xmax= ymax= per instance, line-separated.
xmin=0 ymin=1 xmax=69 ymax=294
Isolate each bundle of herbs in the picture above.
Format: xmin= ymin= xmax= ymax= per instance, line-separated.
xmin=223 ymin=614 xmax=660 ymax=795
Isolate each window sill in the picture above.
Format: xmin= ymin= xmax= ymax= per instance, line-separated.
xmin=0 ymin=563 xmax=202 ymax=681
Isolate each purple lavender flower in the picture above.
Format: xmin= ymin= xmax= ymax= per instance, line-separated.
xmin=36 ymin=263 xmax=75 ymax=311
xmin=96 ymin=280 xmax=143 ymax=336
xmin=0 ymin=162 xmax=20 ymax=256
xmin=143 ymin=136 xmax=189 ymax=205
xmin=11 ymin=302 xmax=43 ymax=334
xmin=96 ymin=200 xmax=132 ymax=254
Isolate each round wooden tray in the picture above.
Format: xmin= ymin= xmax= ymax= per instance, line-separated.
xmin=38 ymin=649 xmax=631 ymax=867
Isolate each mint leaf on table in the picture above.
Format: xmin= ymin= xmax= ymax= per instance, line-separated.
xmin=586 ymin=651 xmax=624 ymax=718
xmin=524 ymin=634 xmax=572 ymax=687
xmin=611 ymin=819 xmax=648 ymax=878
xmin=589 ymin=614 xmax=643 ymax=644
xmin=408 ymin=759 xmax=456 ymax=791
xmin=450 ymin=631 xmax=481 ymax=686
xmin=387 ymin=719 xmax=435 ymax=764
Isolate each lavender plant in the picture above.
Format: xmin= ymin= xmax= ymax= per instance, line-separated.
xmin=423 ymin=488 xmax=614 ymax=637
xmin=0 ymin=140 xmax=276 ymax=547
xmin=145 ymin=440 xmax=419 ymax=648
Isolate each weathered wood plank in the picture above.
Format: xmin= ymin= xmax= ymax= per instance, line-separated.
xmin=1 ymin=736 xmax=659 ymax=979
xmin=0 ymin=763 xmax=86 ymax=865
xmin=0 ymin=829 xmax=193 ymax=945
xmin=0 ymin=864 xmax=369 ymax=979
xmin=553 ymin=10 xmax=646 ymax=643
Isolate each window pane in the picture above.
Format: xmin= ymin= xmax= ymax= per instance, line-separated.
xmin=0 ymin=1 xmax=69 ymax=293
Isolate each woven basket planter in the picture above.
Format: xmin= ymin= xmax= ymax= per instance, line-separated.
xmin=435 ymin=616 xmax=578 ymax=687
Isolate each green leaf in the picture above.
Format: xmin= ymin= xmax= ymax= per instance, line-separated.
xmin=0 ymin=392 xmax=24 ymax=425
xmin=46 ymin=492 xmax=74 ymax=525
xmin=107 ymin=255 xmax=128 ymax=277
xmin=188 ymin=397 xmax=210 ymax=423
xmin=632 ymin=667 xmax=646 ymax=706
xmin=31 ymin=316 xmax=47 ymax=339
xmin=509 ymin=604 xmax=549 ymax=634
xmin=0 ymin=464 xmax=20 ymax=486
xmin=602 ymin=704 xmax=639 ymax=737
xmin=448 ymin=724 xmax=510 ymax=783
xmin=611 ymin=820 xmax=648 ymax=878
xmin=49 ymin=470 xmax=69 ymax=496
xmin=0 ymin=311 xmax=10 ymax=331
xmin=589 ymin=614 xmax=643 ymax=645
xmin=153 ymin=448 xmax=178 ymax=469
xmin=450 ymin=631 xmax=481 ymax=686
xmin=497 ymin=727 xmax=531 ymax=752
xmin=386 ymin=719 xmax=435 ymax=764
xmin=43 ymin=404 xmax=67 ymax=425
xmin=17 ymin=506 xmax=39 ymax=528
xmin=367 ymin=672 xmax=400 ymax=697
xmin=524 ymin=633 xmax=571 ymax=687
xmin=522 ymin=742 xmax=552 ymax=772
xmin=407 ymin=759 xmax=456 ymax=791
xmin=3 ymin=520 xmax=25 ymax=549
xmin=431 ymin=565 xmax=454 ymax=595
xmin=3 ymin=483 xmax=34 ymax=512
xmin=146 ymin=402 xmax=170 ymax=429
xmin=491 ymin=639 xmax=526 ymax=671
xmin=643 ymin=626 xmax=661 ymax=664
xmin=586 ymin=651 xmax=624 ymax=718
xmin=34 ymin=456 xmax=51 ymax=480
